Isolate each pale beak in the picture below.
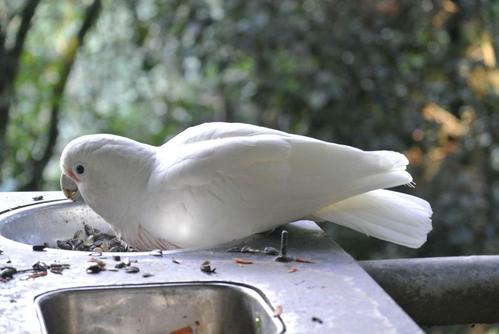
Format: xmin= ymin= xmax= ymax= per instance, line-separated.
xmin=60 ymin=173 xmax=82 ymax=202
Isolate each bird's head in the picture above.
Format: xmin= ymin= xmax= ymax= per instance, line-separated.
xmin=60 ymin=134 xmax=157 ymax=224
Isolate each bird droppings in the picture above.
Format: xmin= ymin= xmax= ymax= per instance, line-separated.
xmin=56 ymin=223 xmax=135 ymax=252
xmin=200 ymin=261 xmax=216 ymax=274
xmin=124 ymin=257 xmax=137 ymax=266
xmin=226 ymin=245 xmax=279 ymax=256
xmin=312 ymin=316 xmax=324 ymax=324
xmin=32 ymin=244 xmax=48 ymax=252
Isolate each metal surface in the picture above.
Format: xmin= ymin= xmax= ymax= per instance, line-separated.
xmin=360 ymin=256 xmax=499 ymax=326
xmin=0 ymin=192 xmax=422 ymax=333
xmin=0 ymin=201 xmax=112 ymax=248
xmin=36 ymin=282 xmax=284 ymax=334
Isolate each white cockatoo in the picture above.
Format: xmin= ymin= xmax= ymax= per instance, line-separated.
xmin=60 ymin=122 xmax=432 ymax=250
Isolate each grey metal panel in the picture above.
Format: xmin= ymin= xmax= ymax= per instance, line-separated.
xmin=0 ymin=192 xmax=422 ymax=333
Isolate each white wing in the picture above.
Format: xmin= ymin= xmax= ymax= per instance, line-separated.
xmin=145 ymin=123 xmax=412 ymax=247
xmin=165 ymin=122 xmax=292 ymax=146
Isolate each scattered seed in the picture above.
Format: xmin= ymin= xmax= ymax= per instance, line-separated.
xmin=172 ymin=258 xmax=181 ymax=264
xmin=56 ymin=240 xmax=72 ymax=250
xmin=107 ymin=268 xmax=119 ymax=272
xmin=49 ymin=263 xmax=70 ymax=274
xmin=86 ymin=262 xmax=102 ymax=274
xmin=149 ymin=249 xmax=163 ymax=257
xmin=142 ymin=272 xmax=153 ymax=278
xmin=1 ymin=267 xmax=17 ymax=280
xmin=27 ymin=271 xmax=47 ymax=279
xmin=89 ymin=258 xmax=106 ymax=270
xmin=170 ymin=326 xmax=193 ymax=334
xmin=125 ymin=266 xmax=140 ymax=274
xmin=288 ymin=267 xmax=298 ymax=273
xmin=50 ymin=268 xmax=62 ymax=274
xmin=273 ymin=304 xmax=283 ymax=317
xmin=57 ymin=224 xmax=133 ymax=252
xmin=32 ymin=261 xmax=48 ymax=272
xmin=295 ymin=257 xmax=314 ymax=264
xmin=226 ymin=246 xmax=241 ymax=252
xmin=312 ymin=316 xmax=323 ymax=324
xmin=32 ymin=195 xmax=44 ymax=201
xmin=32 ymin=244 xmax=47 ymax=252
xmin=233 ymin=258 xmax=253 ymax=265
xmin=200 ymin=261 xmax=216 ymax=274
xmin=115 ymin=262 xmax=126 ymax=269
xmin=113 ymin=255 xmax=121 ymax=262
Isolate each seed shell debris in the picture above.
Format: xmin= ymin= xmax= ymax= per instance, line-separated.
xmin=170 ymin=326 xmax=193 ymax=334
xmin=312 ymin=316 xmax=323 ymax=324
xmin=233 ymin=258 xmax=253 ymax=265
xmin=32 ymin=244 xmax=47 ymax=252
xmin=125 ymin=266 xmax=140 ymax=274
xmin=200 ymin=261 xmax=216 ymax=274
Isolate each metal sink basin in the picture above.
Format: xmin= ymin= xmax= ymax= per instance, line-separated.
xmin=35 ymin=282 xmax=284 ymax=334
xmin=0 ymin=201 xmax=114 ymax=249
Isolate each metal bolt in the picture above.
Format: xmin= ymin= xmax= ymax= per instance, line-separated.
xmin=274 ymin=230 xmax=293 ymax=262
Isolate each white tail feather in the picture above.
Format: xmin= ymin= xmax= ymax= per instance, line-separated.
xmin=313 ymin=189 xmax=432 ymax=248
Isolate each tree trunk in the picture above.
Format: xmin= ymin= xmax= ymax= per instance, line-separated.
xmin=0 ymin=0 xmax=40 ymax=181
xmin=20 ymin=0 xmax=102 ymax=190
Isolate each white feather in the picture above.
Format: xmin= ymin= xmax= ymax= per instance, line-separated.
xmin=60 ymin=122 xmax=433 ymax=250
xmin=314 ymin=189 xmax=433 ymax=248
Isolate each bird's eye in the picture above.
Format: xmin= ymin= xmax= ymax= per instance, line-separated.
xmin=75 ymin=164 xmax=85 ymax=175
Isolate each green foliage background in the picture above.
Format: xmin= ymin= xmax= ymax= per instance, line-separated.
xmin=1 ymin=0 xmax=499 ymax=264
